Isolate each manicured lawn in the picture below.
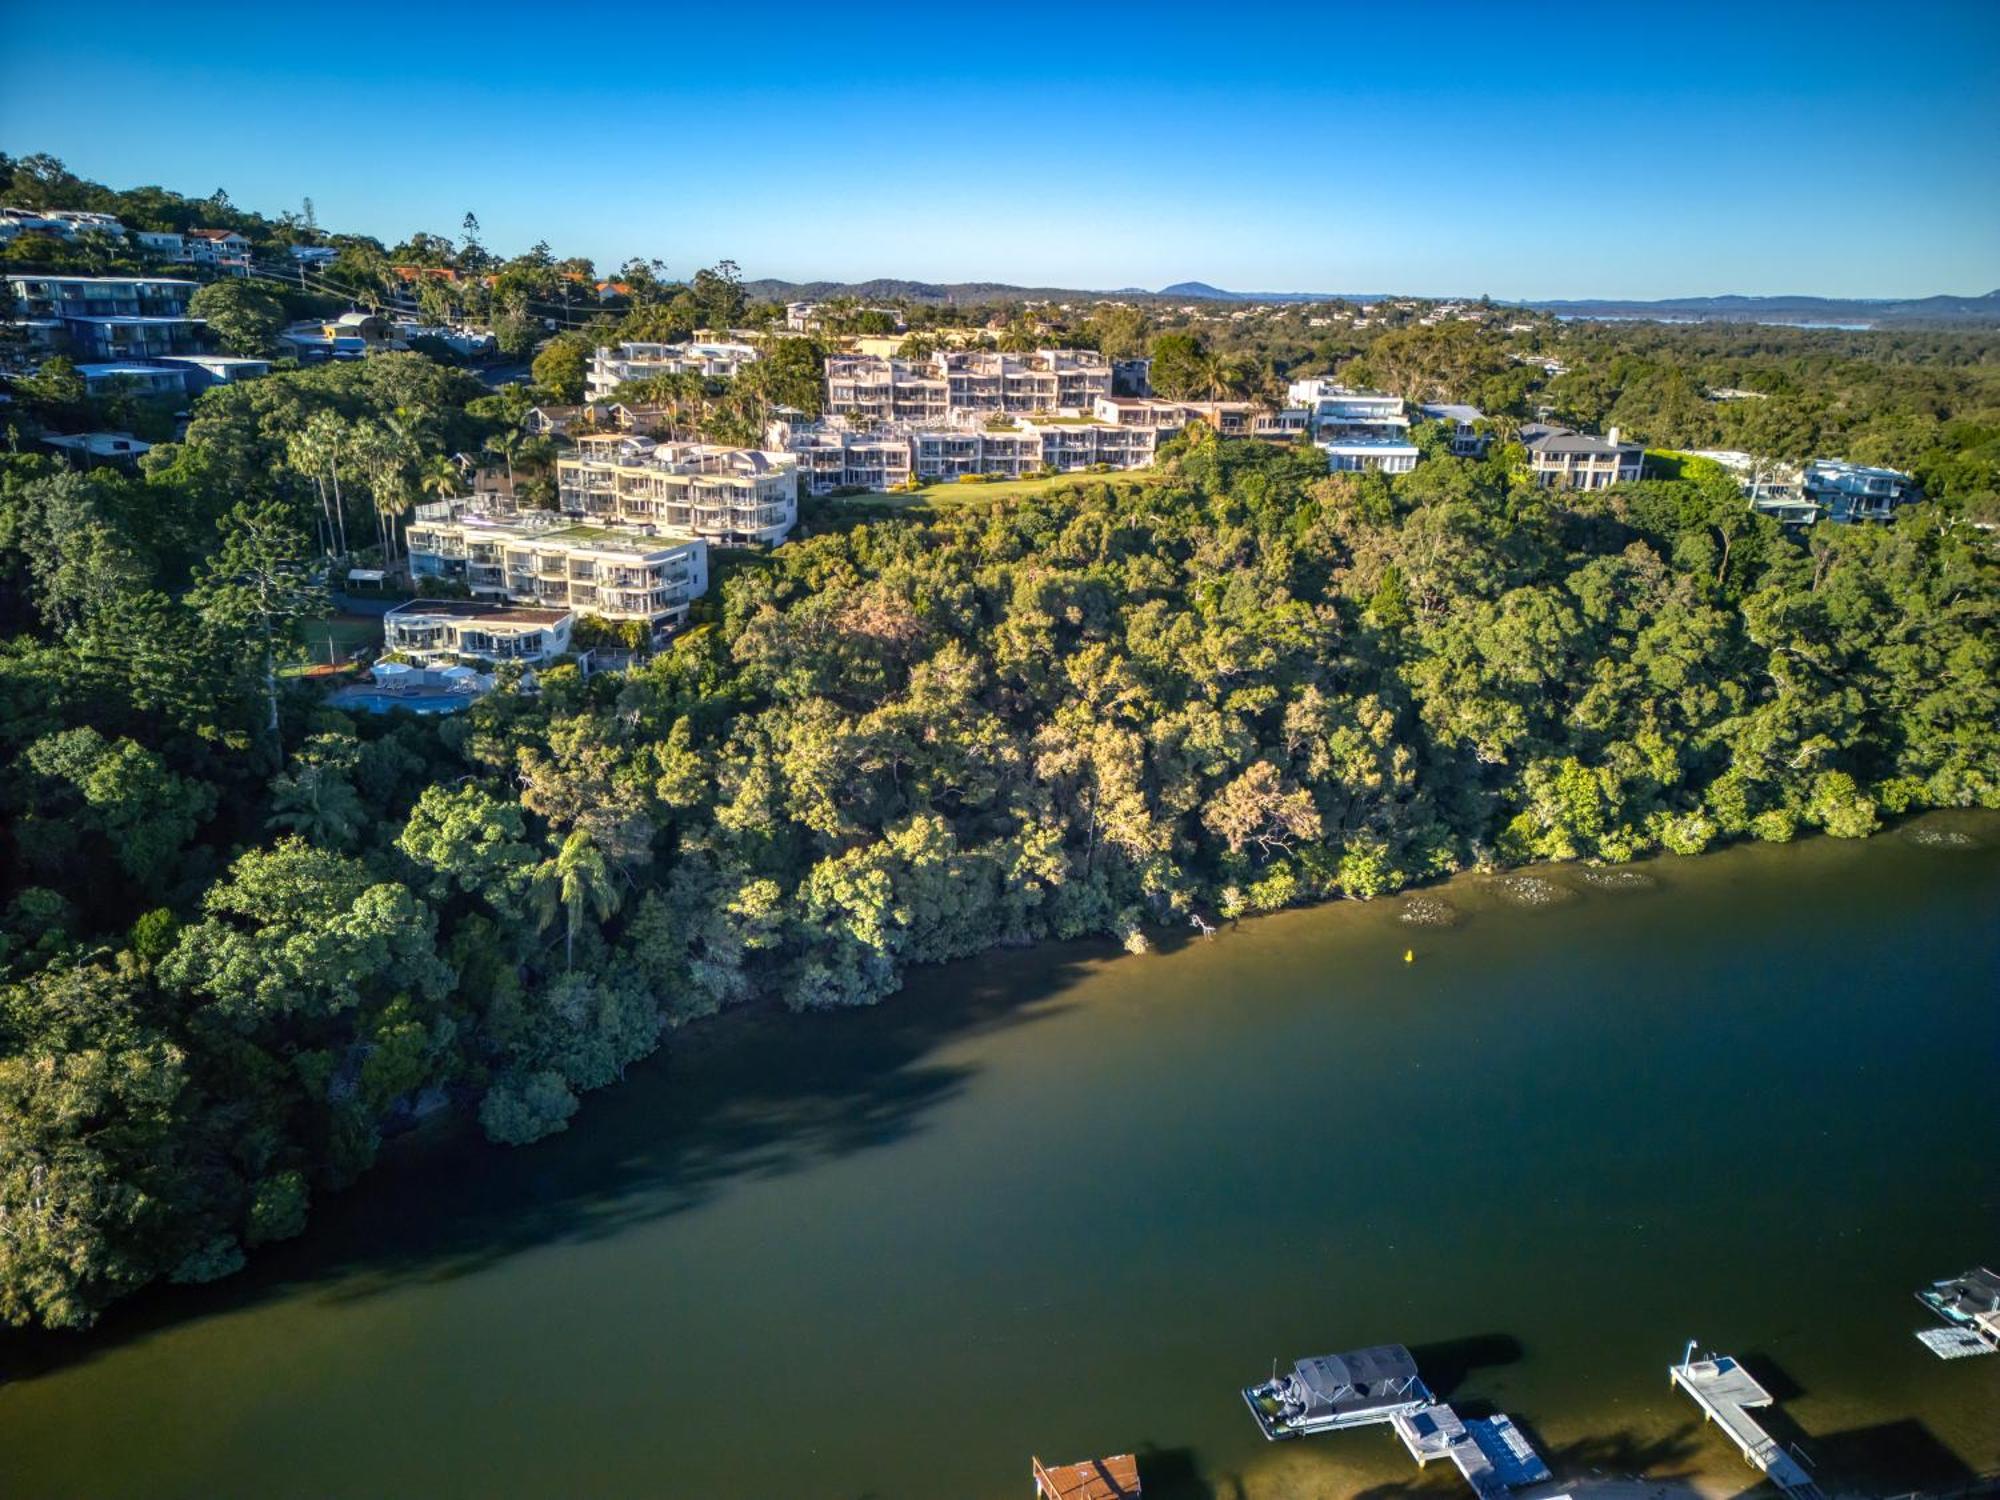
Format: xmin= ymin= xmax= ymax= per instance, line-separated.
xmin=807 ymin=469 xmax=1168 ymax=525
xmin=289 ymin=613 xmax=382 ymax=675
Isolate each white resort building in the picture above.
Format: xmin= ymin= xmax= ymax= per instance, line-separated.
xmin=585 ymin=340 xmax=762 ymax=400
xmin=384 ymin=598 xmax=574 ymax=665
xmin=406 ymin=506 xmax=711 ymax=637
xmin=554 ymin=437 xmax=800 ymax=546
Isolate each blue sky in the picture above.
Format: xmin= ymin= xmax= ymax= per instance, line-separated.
xmin=5 ymin=0 xmax=1996 ymax=299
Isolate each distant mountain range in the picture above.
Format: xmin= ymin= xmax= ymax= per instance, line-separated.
xmin=741 ymin=277 xmax=2000 ymax=327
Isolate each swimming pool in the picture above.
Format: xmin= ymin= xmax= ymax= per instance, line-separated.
xmin=325 ymin=688 xmax=476 ymax=715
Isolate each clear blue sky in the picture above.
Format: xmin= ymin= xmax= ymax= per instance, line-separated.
xmin=5 ymin=0 xmax=1996 ymax=299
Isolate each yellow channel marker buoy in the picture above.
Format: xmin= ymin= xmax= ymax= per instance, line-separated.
xmin=1403 ymin=948 xmax=1414 ymax=963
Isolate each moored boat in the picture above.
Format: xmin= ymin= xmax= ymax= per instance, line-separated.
xmin=1242 ymin=1344 xmax=1433 ymax=1440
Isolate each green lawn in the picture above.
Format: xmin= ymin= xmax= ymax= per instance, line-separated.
xmin=807 ymin=469 xmax=1167 ymax=524
xmin=288 ymin=613 xmax=383 ymax=675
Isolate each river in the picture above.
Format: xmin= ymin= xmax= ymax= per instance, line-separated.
xmin=3 ymin=819 xmax=1996 ymax=1498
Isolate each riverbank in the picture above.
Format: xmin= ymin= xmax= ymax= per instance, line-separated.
xmin=3 ymin=815 xmax=1996 ymax=1499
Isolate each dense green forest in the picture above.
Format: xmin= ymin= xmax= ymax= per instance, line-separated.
xmin=4 ymin=417 xmax=1995 ymax=1330
xmin=3 ymin=153 xmax=1998 ymax=1333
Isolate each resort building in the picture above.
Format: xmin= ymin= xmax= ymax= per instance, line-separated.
xmin=406 ymin=506 xmax=710 ymax=636
xmin=1526 ymin=426 xmax=1644 ymax=489
xmin=384 ymin=598 xmax=573 ymax=666
xmin=824 ymin=350 xmax=1113 ymax=423
xmin=824 ymin=356 xmax=950 ymax=424
xmin=1800 ymin=459 xmax=1921 ymax=522
xmin=910 ymin=416 xmax=1157 ymax=479
xmin=777 ymin=423 xmax=916 ymax=494
xmin=585 ymin=340 xmax=761 ymax=400
xmin=5 ymin=275 xmax=204 ymax=359
xmin=934 ymin=349 xmax=1113 ymax=414
xmin=554 ymin=439 xmax=799 ymax=546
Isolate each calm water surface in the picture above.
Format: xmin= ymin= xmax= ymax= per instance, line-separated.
xmin=3 ymin=820 xmax=1997 ymax=1498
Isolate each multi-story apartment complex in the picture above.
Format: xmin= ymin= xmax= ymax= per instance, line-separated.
xmin=778 ymin=423 xmax=916 ymax=495
xmin=774 ymin=408 xmax=1164 ymax=490
xmin=406 ymin=506 xmax=710 ymax=636
xmin=585 ymin=340 xmax=761 ymax=400
xmin=6 ymin=275 xmax=204 ymax=359
xmin=824 ymin=349 xmax=1112 ymax=423
xmin=911 ymin=417 xmax=1158 ymax=479
xmin=935 ymin=349 xmax=1112 ymax=414
xmin=824 ymin=356 xmax=950 ymax=424
xmin=384 ymin=598 xmax=573 ymax=666
xmin=1525 ymin=426 xmax=1644 ymax=489
xmin=555 ymin=438 xmax=799 ymax=546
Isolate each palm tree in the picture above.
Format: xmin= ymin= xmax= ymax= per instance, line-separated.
xmin=533 ymin=830 xmax=621 ymax=969
xmin=484 ymin=427 xmax=526 ymax=488
xmin=418 ymin=454 xmax=460 ymax=504
xmin=301 ymin=410 xmax=352 ymax=556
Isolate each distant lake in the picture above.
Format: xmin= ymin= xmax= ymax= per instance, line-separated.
xmin=3 ymin=818 xmax=1996 ymax=1498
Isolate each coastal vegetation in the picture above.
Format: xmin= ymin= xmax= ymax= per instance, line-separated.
xmin=2 ymin=155 xmax=1997 ymax=1332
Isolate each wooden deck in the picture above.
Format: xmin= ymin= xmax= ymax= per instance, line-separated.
xmin=1670 ymin=1353 xmax=1824 ymax=1499
xmin=1033 ymin=1453 xmax=1141 ymax=1500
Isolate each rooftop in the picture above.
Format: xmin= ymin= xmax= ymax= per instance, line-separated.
xmin=389 ymin=599 xmax=570 ymax=625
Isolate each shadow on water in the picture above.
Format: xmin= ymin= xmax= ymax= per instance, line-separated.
xmin=1409 ymin=1333 xmax=1526 ymax=1400
xmin=0 ymin=941 xmax=1108 ymax=1386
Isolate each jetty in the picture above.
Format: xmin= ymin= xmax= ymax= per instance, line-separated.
xmin=1669 ymin=1344 xmax=1824 ymax=1499
xmin=1243 ymin=1344 xmax=1550 ymax=1500
xmin=1392 ymin=1404 xmax=1551 ymax=1500
xmin=1914 ymin=1266 xmax=2000 ymax=1359
xmin=1033 ymin=1453 xmax=1141 ymax=1499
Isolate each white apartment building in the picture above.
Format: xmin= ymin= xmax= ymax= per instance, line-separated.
xmin=824 ymin=356 xmax=950 ymax=424
xmin=1525 ymin=427 xmax=1644 ymax=489
xmin=384 ymin=598 xmax=573 ymax=665
xmin=776 ymin=423 xmax=916 ymax=495
xmin=555 ymin=438 xmax=799 ymax=546
xmin=936 ymin=349 xmax=1112 ymax=414
xmin=824 ymin=349 xmax=1111 ymax=423
xmin=406 ymin=507 xmax=710 ymax=635
xmin=911 ymin=417 xmax=1158 ymax=480
xmin=585 ymin=340 xmax=761 ymax=401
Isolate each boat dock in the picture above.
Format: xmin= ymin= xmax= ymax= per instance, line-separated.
xmin=1669 ymin=1346 xmax=1824 ymax=1499
xmin=1032 ymin=1453 xmax=1141 ymax=1500
xmin=1392 ymin=1404 xmax=1552 ymax=1500
xmin=1242 ymin=1344 xmax=1550 ymax=1500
